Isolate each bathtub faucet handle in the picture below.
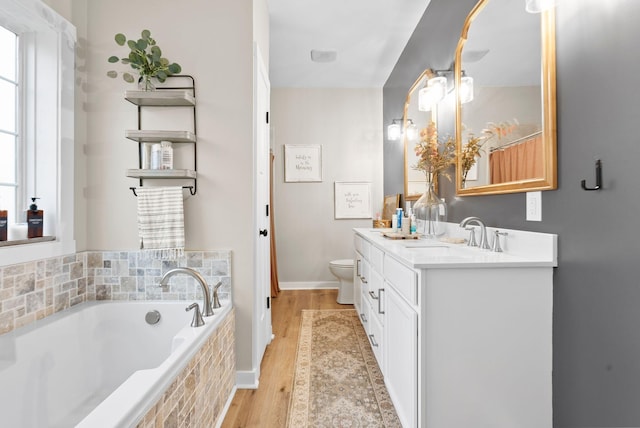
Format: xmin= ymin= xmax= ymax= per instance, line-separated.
xmin=212 ymin=281 xmax=223 ymax=309
xmin=186 ymin=303 xmax=205 ymax=327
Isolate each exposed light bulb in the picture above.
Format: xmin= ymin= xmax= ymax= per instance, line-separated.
xmin=387 ymin=122 xmax=402 ymax=141
xmin=460 ymin=76 xmax=474 ymax=104
xmin=418 ymin=77 xmax=447 ymax=111
xmin=406 ymin=120 xmax=419 ymax=142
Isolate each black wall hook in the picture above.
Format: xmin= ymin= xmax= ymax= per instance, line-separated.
xmin=581 ymin=159 xmax=602 ymax=191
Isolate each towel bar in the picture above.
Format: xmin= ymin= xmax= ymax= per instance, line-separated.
xmin=130 ymin=186 xmax=196 ymax=196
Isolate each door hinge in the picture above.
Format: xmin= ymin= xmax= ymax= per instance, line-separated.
xmin=266 ymin=204 xmax=269 ymax=217
xmin=266 ymin=111 xmax=269 ymax=124
xmin=267 ymin=296 xmax=270 ymax=309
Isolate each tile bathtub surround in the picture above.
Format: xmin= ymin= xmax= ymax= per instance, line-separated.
xmin=0 ymin=250 xmax=232 ymax=335
xmin=0 ymin=253 xmax=89 ymax=334
xmin=136 ymin=308 xmax=236 ymax=428
xmin=89 ymin=250 xmax=232 ymax=303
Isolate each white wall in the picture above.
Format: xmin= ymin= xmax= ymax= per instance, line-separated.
xmin=45 ymin=0 xmax=264 ymax=375
xmin=271 ymin=88 xmax=383 ymax=286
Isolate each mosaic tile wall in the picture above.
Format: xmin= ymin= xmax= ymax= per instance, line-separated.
xmin=136 ymin=308 xmax=236 ymax=428
xmin=0 ymin=250 xmax=232 ymax=335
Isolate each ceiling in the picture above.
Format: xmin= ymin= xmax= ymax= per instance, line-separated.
xmin=268 ymin=0 xmax=431 ymax=88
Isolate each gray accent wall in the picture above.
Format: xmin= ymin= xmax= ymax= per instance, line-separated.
xmin=385 ymin=0 xmax=640 ymax=426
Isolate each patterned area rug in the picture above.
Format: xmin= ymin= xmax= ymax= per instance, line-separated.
xmin=287 ymin=309 xmax=401 ymax=427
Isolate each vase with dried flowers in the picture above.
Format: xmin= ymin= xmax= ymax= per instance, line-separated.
xmin=106 ymin=29 xmax=182 ymax=91
xmin=460 ymin=120 xmax=519 ymax=187
xmin=411 ymin=121 xmax=456 ymax=237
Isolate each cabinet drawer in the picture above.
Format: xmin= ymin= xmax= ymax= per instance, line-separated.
xmin=361 ymin=239 xmax=371 ymax=261
xmin=354 ymin=234 xmax=363 ymax=255
xmin=384 ymin=255 xmax=417 ymax=305
xmin=370 ymin=245 xmax=384 ymax=273
xmin=359 ymin=298 xmax=370 ymax=333
xmin=368 ymin=309 xmax=384 ymax=370
xmin=367 ymin=270 xmax=385 ymax=325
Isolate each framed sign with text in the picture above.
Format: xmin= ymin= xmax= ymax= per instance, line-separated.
xmin=334 ymin=182 xmax=372 ymax=219
xmin=284 ymin=145 xmax=322 ymax=182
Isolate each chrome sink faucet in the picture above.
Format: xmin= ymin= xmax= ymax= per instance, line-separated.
xmin=459 ymin=216 xmax=491 ymax=250
xmin=160 ymin=267 xmax=214 ymax=316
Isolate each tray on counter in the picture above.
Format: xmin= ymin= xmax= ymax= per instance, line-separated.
xmin=381 ymin=231 xmax=421 ymax=240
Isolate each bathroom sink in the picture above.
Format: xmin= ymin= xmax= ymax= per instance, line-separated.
xmin=399 ymin=242 xmax=449 ymax=249
xmin=396 ymin=243 xmax=452 ymax=257
xmin=404 ymin=246 xmax=450 ymax=254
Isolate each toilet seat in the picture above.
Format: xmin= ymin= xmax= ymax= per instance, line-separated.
xmin=330 ymin=259 xmax=353 ymax=267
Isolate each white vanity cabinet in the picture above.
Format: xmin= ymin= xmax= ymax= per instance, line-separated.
xmin=384 ymin=274 xmax=418 ymax=427
xmin=353 ymin=227 xmax=556 ymax=428
xmin=366 ymin=246 xmax=385 ymax=367
xmin=355 ymin=234 xmax=386 ymax=369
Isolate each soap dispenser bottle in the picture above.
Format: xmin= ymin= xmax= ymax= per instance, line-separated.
xmin=0 ymin=207 xmax=6 ymax=241
xmin=27 ymin=197 xmax=43 ymax=238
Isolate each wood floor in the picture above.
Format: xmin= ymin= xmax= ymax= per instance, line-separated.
xmin=221 ymin=289 xmax=353 ymax=428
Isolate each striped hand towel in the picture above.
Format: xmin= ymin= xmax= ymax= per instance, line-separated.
xmin=137 ymin=186 xmax=185 ymax=260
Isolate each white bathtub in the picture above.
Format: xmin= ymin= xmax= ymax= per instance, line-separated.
xmin=0 ymin=300 xmax=232 ymax=428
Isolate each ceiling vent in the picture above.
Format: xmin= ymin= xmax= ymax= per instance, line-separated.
xmin=310 ymin=49 xmax=337 ymax=63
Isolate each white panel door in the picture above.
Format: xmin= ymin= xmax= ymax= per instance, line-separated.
xmin=254 ymin=43 xmax=272 ymax=375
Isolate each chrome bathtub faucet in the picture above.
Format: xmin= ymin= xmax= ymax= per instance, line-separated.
xmin=186 ymin=303 xmax=205 ymax=327
xmin=212 ymin=281 xmax=223 ymax=309
xmin=160 ymin=267 xmax=215 ymax=316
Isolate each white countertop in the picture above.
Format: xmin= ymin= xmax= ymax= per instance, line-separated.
xmin=354 ymin=224 xmax=557 ymax=269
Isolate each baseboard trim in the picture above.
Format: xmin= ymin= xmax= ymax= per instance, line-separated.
xmin=236 ymin=370 xmax=259 ymax=389
xmin=279 ymin=281 xmax=338 ymax=290
xmin=215 ymin=385 xmax=237 ymax=428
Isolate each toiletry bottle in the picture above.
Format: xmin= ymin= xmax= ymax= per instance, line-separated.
xmin=150 ymin=143 xmax=162 ymax=169
xmin=140 ymin=143 xmax=152 ymax=169
xmin=396 ymin=208 xmax=403 ymax=231
xmin=0 ymin=209 xmax=7 ymax=241
xmin=391 ymin=214 xmax=397 ymax=230
xmin=401 ymin=213 xmax=410 ymax=235
xmin=27 ymin=197 xmax=43 ymax=238
xmin=410 ymin=213 xmax=417 ymax=234
xmin=160 ymin=140 xmax=173 ymax=170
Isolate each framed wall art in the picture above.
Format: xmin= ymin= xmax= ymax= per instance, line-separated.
xmin=334 ymin=182 xmax=372 ymax=219
xmin=284 ymin=144 xmax=322 ymax=182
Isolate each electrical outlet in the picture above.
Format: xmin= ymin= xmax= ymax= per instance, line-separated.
xmin=526 ymin=191 xmax=542 ymax=222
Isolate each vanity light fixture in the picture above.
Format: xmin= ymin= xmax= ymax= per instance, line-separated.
xmin=387 ymin=119 xmax=403 ymax=141
xmin=525 ymin=0 xmax=557 ymax=13
xmin=405 ymin=119 xmax=419 ymax=142
xmin=460 ymin=74 xmax=474 ymax=104
xmin=418 ymin=76 xmax=447 ymax=111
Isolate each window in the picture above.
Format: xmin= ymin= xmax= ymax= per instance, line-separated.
xmin=0 ymin=0 xmax=76 ymax=265
xmin=0 ymin=25 xmax=18 ymax=227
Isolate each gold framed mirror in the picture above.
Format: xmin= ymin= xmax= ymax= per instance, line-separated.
xmin=404 ymin=68 xmax=437 ymax=201
xmin=454 ymin=0 xmax=556 ymax=196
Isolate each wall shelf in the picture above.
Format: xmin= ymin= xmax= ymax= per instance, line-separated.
xmin=125 ymin=130 xmax=196 ymax=143
xmin=125 ymin=75 xmax=198 ymax=195
xmin=124 ymin=89 xmax=195 ymax=106
xmin=126 ymin=169 xmax=197 ymax=179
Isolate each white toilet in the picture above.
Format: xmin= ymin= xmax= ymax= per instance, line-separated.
xmin=329 ymin=259 xmax=354 ymax=304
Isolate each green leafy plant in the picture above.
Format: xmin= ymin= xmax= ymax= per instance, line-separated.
xmin=107 ymin=29 xmax=181 ymax=89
